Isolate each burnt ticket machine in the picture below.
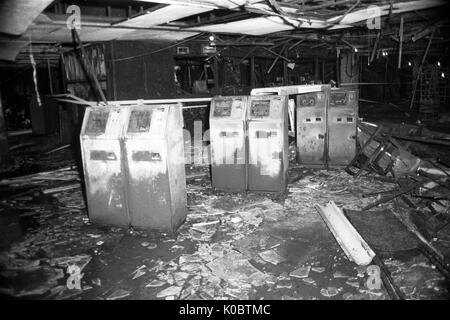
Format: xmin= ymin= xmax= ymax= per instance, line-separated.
xmin=122 ymin=104 xmax=187 ymax=232
xmin=209 ymin=96 xmax=248 ymax=191
xmin=247 ymin=95 xmax=289 ymax=192
xmin=296 ymin=88 xmax=330 ymax=167
xmin=80 ymin=106 xmax=129 ymax=227
xmin=328 ymin=89 xmax=359 ymax=167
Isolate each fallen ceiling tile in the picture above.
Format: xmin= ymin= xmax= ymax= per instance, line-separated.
xmin=315 ymin=201 xmax=376 ymax=266
xmin=0 ymin=0 xmax=54 ymax=36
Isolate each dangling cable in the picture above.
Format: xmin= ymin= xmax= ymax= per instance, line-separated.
xmin=29 ymin=44 xmax=42 ymax=107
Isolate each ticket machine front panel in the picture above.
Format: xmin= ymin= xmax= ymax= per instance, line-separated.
xmin=209 ymin=96 xmax=247 ymax=191
xmin=296 ymin=91 xmax=328 ymax=167
xmin=328 ymin=90 xmax=359 ymax=166
xmin=123 ymin=105 xmax=186 ymax=232
xmin=247 ymin=96 xmax=288 ymax=192
xmin=80 ymin=107 xmax=128 ymax=227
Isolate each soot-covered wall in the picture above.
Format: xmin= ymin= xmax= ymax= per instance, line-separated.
xmin=106 ymin=41 xmax=177 ymax=100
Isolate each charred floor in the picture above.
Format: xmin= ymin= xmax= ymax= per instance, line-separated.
xmin=0 ymin=132 xmax=449 ymax=300
xmin=1 ymin=0 xmax=450 ymax=303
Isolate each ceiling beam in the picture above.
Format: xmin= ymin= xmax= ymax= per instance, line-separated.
xmin=327 ymin=0 xmax=446 ymax=29
xmin=114 ymin=4 xmax=213 ymax=27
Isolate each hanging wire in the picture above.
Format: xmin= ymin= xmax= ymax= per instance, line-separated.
xmin=29 ymin=43 xmax=42 ymax=107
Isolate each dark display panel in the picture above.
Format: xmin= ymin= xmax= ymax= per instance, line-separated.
xmin=213 ymin=100 xmax=233 ymax=117
xmin=85 ymin=110 xmax=109 ymax=134
xmin=128 ymin=110 xmax=152 ymax=133
xmin=250 ymin=100 xmax=270 ymax=117
xmin=330 ymin=92 xmax=348 ymax=106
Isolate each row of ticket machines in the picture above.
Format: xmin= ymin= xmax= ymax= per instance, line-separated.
xmin=210 ymin=86 xmax=359 ymax=192
xmin=79 ymin=85 xmax=358 ymax=232
xmin=80 ymin=104 xmax=186 ymax=233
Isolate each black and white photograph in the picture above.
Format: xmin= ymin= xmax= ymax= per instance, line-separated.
xmin=0 ymin=0 xmax=449 ymax=306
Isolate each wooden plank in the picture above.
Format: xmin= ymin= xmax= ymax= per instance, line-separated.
xmin=267 ymin=43 xmax=289 ymax=74
xmin=71 ymin=28 xmax=107 ymax=103
xmin=412 ymin=27 xmax=432 ymax=42
xmin=42 ymin=183 xmax=80 ymax=194
xmin=263 ymin=47 xmax=291 ymax=63
xmin=370 ymin=31 xmax=381 ymax=63
xmin=288 ymin=39 xmax=305 ymax=51
xmin=238 ymin=47 xmax=257 ymax=65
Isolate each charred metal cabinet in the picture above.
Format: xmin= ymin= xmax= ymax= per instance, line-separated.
xmin=296 ymin=89 xmax=330 ymax=167
xmin=328 ymin=89 xmax=359 ymax=167
xmin=122 ymin=104 xmax=187 ymax=232
xmin=247 ymin=95 xmax=289 ymax=192
xmin=80 ymin=106 xmax=129 ymax=227
xmin=209 ymin=96 xmax=248 ymax=191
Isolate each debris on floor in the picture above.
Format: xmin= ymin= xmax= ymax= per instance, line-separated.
xmin=106 ymin=289 xmax=131 ymax=300
xmin=320 ymin=287 xmax=340 ymax=298
xmin=258 ymin=249 xmax=286 ymax=265
xmin=0 ymin=139 xmax=449 ymax=300
xmin=290 ymin=266 xmax=311 ymax=279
